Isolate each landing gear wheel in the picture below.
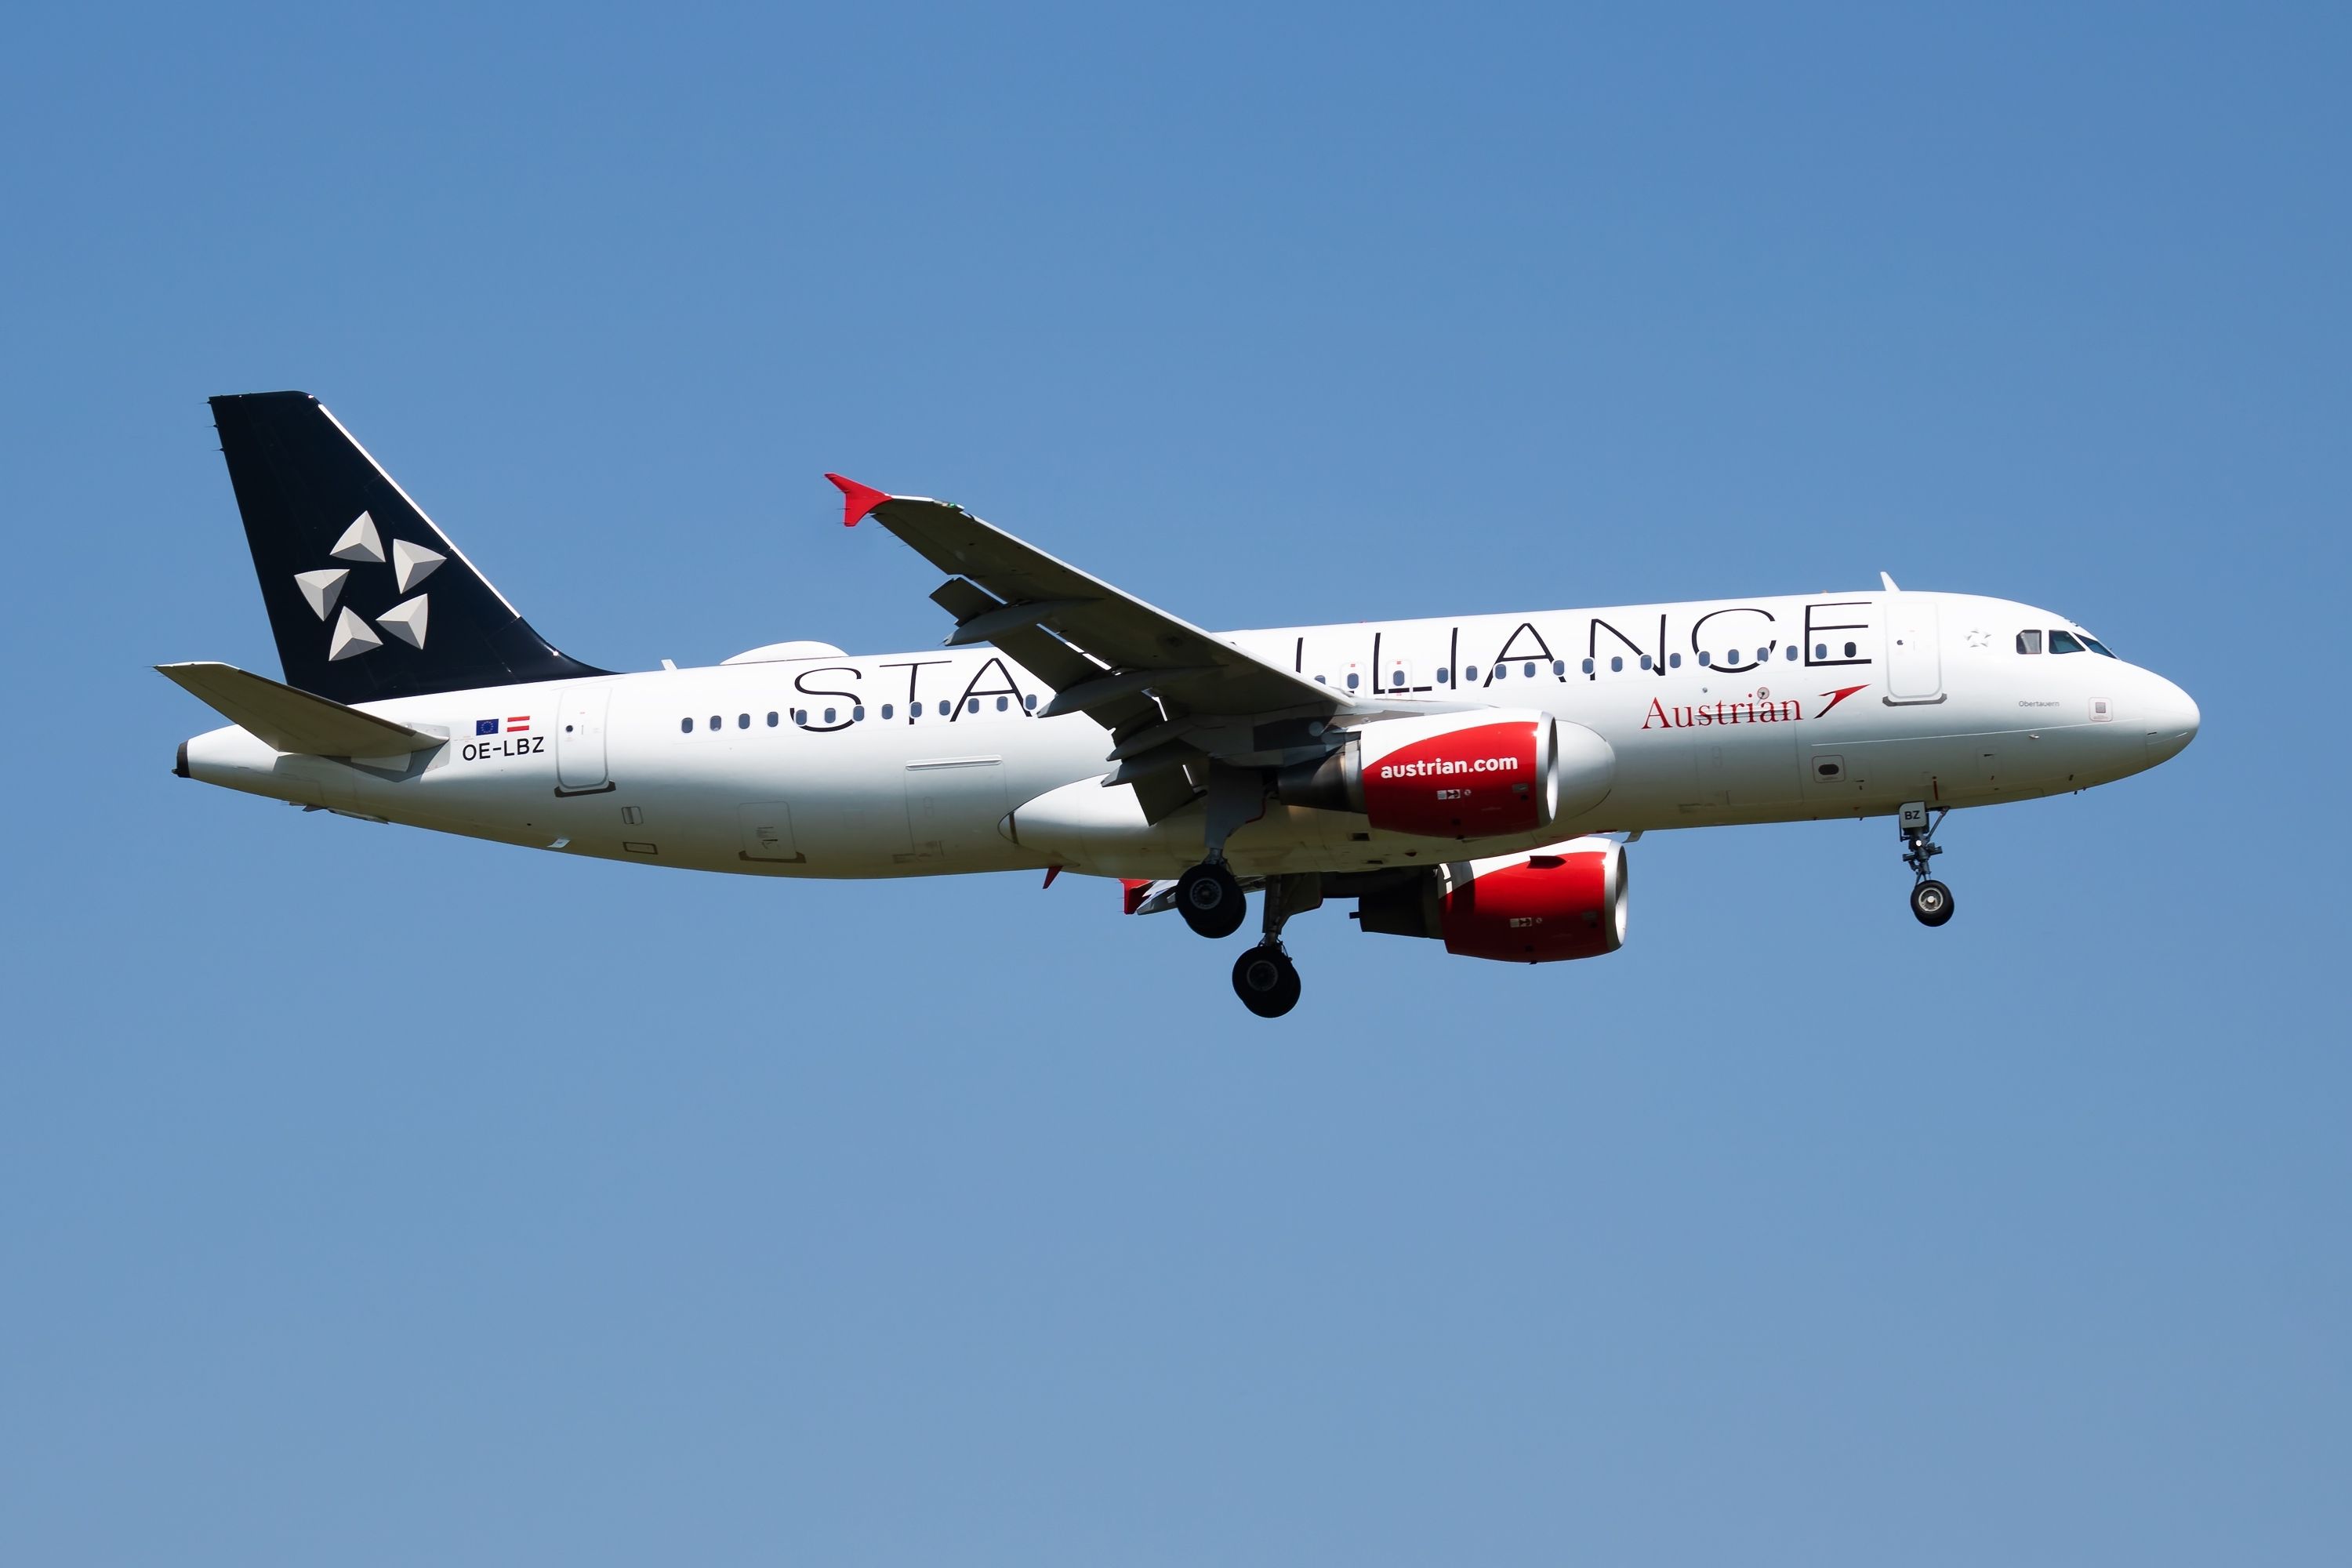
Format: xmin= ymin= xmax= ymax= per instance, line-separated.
xmin=1910 ymin=879 xmax=1955 ymax=927
xmin=1177 ymin=860 xmax=1247 ymax=938
xmin=1232 ymin=943 xmax=1302 ymax=1018
xmin=1897 ymin=804 xmax=1955 ymax=929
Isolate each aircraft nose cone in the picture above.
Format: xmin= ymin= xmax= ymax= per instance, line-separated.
xmin=2145 ymin=675 xmax=2199 ymax=764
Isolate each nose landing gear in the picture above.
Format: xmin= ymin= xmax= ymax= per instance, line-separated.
xmin=1900 ymin=801 xmax=1955 ymax=927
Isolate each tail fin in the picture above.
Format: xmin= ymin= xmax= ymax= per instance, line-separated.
xmin=209 ymin=392 xmax=605 ymax=702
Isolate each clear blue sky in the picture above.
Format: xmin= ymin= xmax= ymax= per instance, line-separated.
xmin=4 ymin=4 xmax=2347 ymax=1563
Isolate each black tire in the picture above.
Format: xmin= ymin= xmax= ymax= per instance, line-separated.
xmin=1910 ymin=878 xmax=1955 ymax=927
xmin=1177 ymin=860 xmax=1247 ymax=938
xmin=1232 ymin=943 xmax=1301 ymax=1018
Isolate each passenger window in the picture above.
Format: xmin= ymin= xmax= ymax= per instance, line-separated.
xmin=1784 ymin=645 xmax=1797 ymax=661
xmin=1552 ymin=660 xmax=1566 ymax=677
xmin=1610 ymin=655 xmax=1623 ymax=672
xmin=1436 ymin=668 xmax=1451 ymax=684
xmin=1639 ymin=655 xmax=1653 ymax=670
xmin=1669 ymin=652 xmax=1682 ymax=669
xmin=1523 ymin=662 xmax=1536 ymax=678
xmin=2016 ymin=630 xmax=2042 ymax=654
xmin=1391 ymin=669 xmax=1405 ymax=686
xmin=738 ymin=713 xmax=750 ymax=729
xmin=679 ymin=717 xmax=691 ymax=734
xmin=1345 ymin=672 xmax=1360 ymax=690
xmin=1023 ymin=694 xmax=1037 ymax=710
xmin=1315 ymin=674 xmax=1327 ymax=684
xmin=2049 ymin=630 xmax=2085 ymax=655
xmin=1698 ymin=652 xmax=1711 ymax=667
xmin=1756 ymin=648 xmax=1768 ymax=662
xmin=911 ymin=701 xmax=925 ymax=717
xmin=996 ymin=695 xmax=1009 ymax=711
xmin=767 ymin=711 xmax=779 ymax=726
xmin=967 ymin=698 xmax=980 ymax=713
xmin=1814 ymin=644 xmax=1827 ymax=659
xmin=707 ymin=715 xmax=720 ymax=731
xmin=1465 ymin=666 xmax=1479 ymax=682
xmin=1843 ymin=641 xmax=1857 ymax=658
xmin=1581 ymin=658 xmax=1595 ymax=674
xmin=882 ymin=704 xmax=895 ymax=720
xmin=793 ymin=709 xmax=808 ymax=724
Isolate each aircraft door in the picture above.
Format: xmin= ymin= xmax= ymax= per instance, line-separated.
xmin=1884 ymin=599 xmax=1944 ymax=702
xmin=555 ymin=684 xmax=613 ymax=792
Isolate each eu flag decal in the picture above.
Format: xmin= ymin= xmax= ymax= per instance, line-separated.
xmin=476 ymin=718 xmax=499 ymax=735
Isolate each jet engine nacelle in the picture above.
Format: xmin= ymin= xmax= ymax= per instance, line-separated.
xmin=1277 ymin=711 xmax=1615 ymax=840
xmin=1356 ymin=837 xmax=1629 ymax=964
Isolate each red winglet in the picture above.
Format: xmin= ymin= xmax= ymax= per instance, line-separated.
xmin=825 ymin=474 xmax=891 ymax=528
xmin=1122 ymin=878 xmax=1152 ymax=915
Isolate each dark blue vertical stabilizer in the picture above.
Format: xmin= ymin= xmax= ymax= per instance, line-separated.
xmin=209 ymin=391 xmax=605 ymax=702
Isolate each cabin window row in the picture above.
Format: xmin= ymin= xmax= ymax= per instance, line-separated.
xmin=1308 ymin=642 xmax=1860 ymax=684
xmin=680 ymin=693 xmax=1040 ymax=733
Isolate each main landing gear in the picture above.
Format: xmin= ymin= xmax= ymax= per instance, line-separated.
xmin=1177 ymin=864 xmax=1319 ymax=1018
xmin=1176 ymin=858 xmax=1247 ymax=938
xmin=1232 ymin=942 xmax=1301 ymax=1018
xmin=1185 ymin=768 xmax=1321 ymax=1014
xmin=1899 ymin=800 xmax=1955 ymax=927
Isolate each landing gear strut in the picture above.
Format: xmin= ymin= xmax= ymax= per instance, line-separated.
xmin=1899 ymin=801 xmax=1955 ymax=927
xmin=1179 ymin=763 xmax=1275 ymax=941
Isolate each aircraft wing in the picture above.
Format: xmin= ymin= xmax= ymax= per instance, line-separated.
xmin=829 ymin=475 xmax=1356 ymax=822
xmin=829 ymin=476 xmax=1339 ymax=722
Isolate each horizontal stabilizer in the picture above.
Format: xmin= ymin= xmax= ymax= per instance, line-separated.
xmin=157 ymin=662 xmax=441 ymax=757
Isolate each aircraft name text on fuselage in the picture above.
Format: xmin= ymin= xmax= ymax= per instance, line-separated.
xmin=674 ymin=599 xmax=1888 ymax=738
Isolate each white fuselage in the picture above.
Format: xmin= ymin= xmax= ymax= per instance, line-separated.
xmin=180 ymin=589 xmax=2200 ymax=880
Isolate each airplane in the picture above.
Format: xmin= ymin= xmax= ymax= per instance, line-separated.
xmin=164 ymin=392 xmax=2201 ymax=1016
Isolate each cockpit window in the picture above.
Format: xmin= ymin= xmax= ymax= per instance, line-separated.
xmin=2016 ymin=630 xmax=2043 ymax=655
xmin=2049 ymin=630 xmax=2085 ymax=655
xmin=2082 ymin=635 xmax=2118 ymax=659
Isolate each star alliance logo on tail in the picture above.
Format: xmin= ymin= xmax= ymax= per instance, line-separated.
xmin=291 ymin=511 xmax=446 ymax=662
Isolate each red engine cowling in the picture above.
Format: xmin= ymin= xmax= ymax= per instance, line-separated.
xmin=1356 ymin=838 xmax=1628 ymax=964
xmin=1278 ymin=711 xmax=1615 ymax=841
